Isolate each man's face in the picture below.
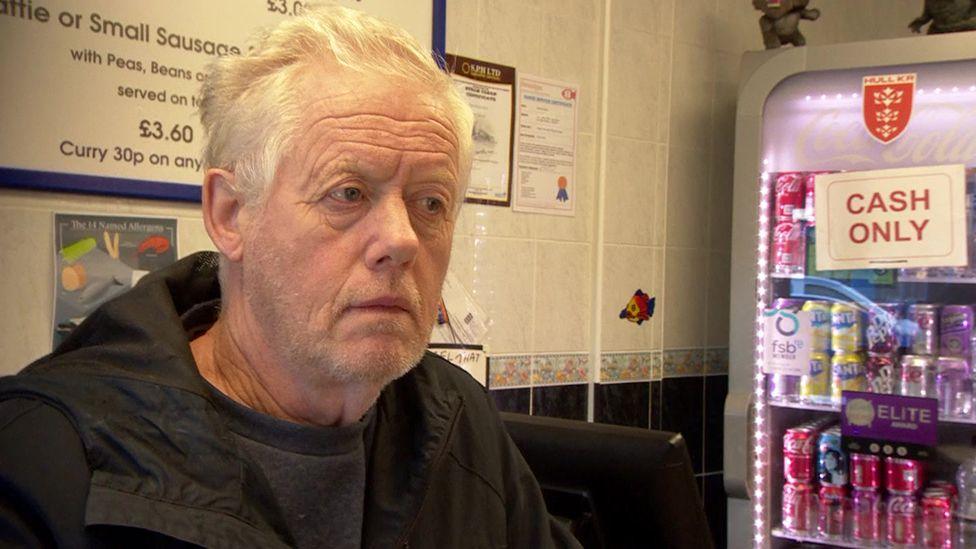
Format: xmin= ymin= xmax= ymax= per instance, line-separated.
xmin=241 ymin=64 xmax=461 ymax=385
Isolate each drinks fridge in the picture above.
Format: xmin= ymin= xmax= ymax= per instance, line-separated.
xmin=725 ymin=33 xmax=976 ymax=548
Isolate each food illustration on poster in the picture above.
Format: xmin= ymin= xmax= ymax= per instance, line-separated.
xmin=52 ymin=213 xmax=178 ymax=348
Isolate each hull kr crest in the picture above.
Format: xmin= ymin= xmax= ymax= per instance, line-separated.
xmin=862 ymin=73 xmax=916 ymax=144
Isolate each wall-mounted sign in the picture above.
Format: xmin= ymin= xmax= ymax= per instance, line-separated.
xmin=0 ymin=0 xmax=441 ymax=201
xmin=445 ymin=54 xmax=515 ymax=207
xmin=428 ymin=344 xmax=487 ymax=386
xmin=53 ymin=213 xmax=177 ymax=349
xmin=512 ymin=74 xmax=578 ymax=216
xmin=814 ymin=164 xmax=967 ymax=270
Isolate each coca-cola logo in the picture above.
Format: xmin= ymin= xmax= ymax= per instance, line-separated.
xmin=776 ymin=173 xmax=804 ymax=193
xmin=784 ymin=436 xmax=813 ymax=453
xmin=889 ymin=497 xmax=916 ymax=515
xmin=791 ymin=104 xmax=976 ymax=169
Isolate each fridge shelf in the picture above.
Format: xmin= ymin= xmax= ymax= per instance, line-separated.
xmin=768 ymin=400 xmax=976 ymax=425
xmin=771 ymin=527 xmax=879 ymax=548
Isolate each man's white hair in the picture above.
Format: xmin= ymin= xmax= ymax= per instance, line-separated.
xmin=198 ymin=4 xmax=473 ymax=205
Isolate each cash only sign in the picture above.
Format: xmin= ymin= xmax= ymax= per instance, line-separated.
xmin=814 ymin=164 xmax=967 ymax=270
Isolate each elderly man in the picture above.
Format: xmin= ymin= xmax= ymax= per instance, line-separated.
xmin=0 ymin=6 xmax=578 ymax=548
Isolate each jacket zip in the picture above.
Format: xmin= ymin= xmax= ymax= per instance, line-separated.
xmin=393 ymin=401 xmax=464 ymax=548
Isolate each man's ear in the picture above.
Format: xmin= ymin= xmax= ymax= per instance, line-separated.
xmin=202 ymin=169 xmax=247 ymax=263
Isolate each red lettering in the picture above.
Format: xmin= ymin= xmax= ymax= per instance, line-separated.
xmin=850 ymin=223 xmax=869 ymax=243
xmin=847 ymin=193 xmax=864 ymax=214
xmin=889 ymin=190 xmax=907 ymax=212
xmin=911 ymin=189 xmax=930 ymax=210
xmin=911 ymin=219 xmax=929 ymax=240
xmin=895 ymin=221 xmax=910 ymax=241
xmin=867 ymin=193 xmax=887 ymax=213
xmin=872 ymin=221 xmax=890 ymax=242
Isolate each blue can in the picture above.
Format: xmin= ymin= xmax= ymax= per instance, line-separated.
xmin=817 ymin=426 xmax=848 ymax=487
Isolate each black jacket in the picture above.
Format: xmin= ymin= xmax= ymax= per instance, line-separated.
xmin=0 ymin=252 xmax=578 ymax=548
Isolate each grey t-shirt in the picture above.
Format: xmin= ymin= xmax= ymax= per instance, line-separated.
xmin=206 ymin=384 xmax=373 ymax=549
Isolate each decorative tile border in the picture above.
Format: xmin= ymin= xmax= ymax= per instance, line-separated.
xmin=662 ymin=348 xmax=705 ymax=377
xmin=532 ymin=353 xmax=590 ymax=385
xmin=488 ymin=354 xmax=532 ymax=388
xmin=704 ymin=348 xmax=729 ymax=375
xmin=599 ymin=352 xmax=653 ymax=382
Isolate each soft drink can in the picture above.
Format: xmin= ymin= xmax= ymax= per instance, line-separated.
xmin=804 ymin=172 xmax=819 ymax=226
xmin=851 ymin=453 xmax=883 ymax=490
xmin=801 ymin=352 xmax=831 ymax=403
xmin=936 ymin=356 xmax=974 ymax=418
xmin=832 ymin=352 xmax=867 ymax=404
xmin=802 ymin=300 xmax=832 ymax=351
xmin=921 ymin=490 xmax=952 ymax=548
xmin=818 ymin=485 xmax=846 ymax=539
xmin=929 ymin=480 xmax=958 ymax=506
xmin=831 ymin=302 xmax=863 ymax=352
xmin=886 ymin=457 xmax=925 ymax=494
xmin=907 ymin=304 xmax=940 ymax=355
xmin=852 ymin=488 xmax=884 ymax=543
xmin=773 ymin=221 xmax=806 ymax=276
xmin=784 ymin=425 xmax=818 ymax=484
xmin=888 ymin=494 xmax=918 ymax=546
xmin=768 ymin=374 xmax=800 ymax=402
xmin=775 ymin=172 xmax=806 ymax=222
xmin=782 ymin=482 xmax=815 ymax=533
xmin=817 ymin=426 xmax=848 ymax=486
xmin=940 ymin=304 xmax=974 ymax=358
xmin=866 ymin=352 xmax=897 ymax=394
xmin=867 ymin=302 xmax=902 ymax=354
xmin=772 ymin=298 xmax=805 ymax=311
xmin=901 ymin=355 xmax=935 ymax=398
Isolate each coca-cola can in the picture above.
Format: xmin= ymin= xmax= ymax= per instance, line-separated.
xmin=940 ymin=304 xmax=974 ymax=358
xmin=784 ymin=426 xmax=817 ymax=483
xmin=921 ymin=490 xmax=952 ymax=548
xmin=782 ymin=482 xmax=815 ymax=533
xmin=775 ymin=172 xmax=806 ymax=222
xmin=852 ymin=488 xmax=884 ymax=543
xmin=900 ymin=355 xmax=934 ymax=398
xmin=888 ymin=494 xmax=918 ymax=546
xmin=907 ymin=303 xmax=940 ymax=355
xmin=804 ymin=172 xmax=820 ymax=226
xmin=851 ymin=453 xmax=883 ymax=490
xmin=866 ymin=352 xmax=897 ymax=394
xmin=867 ymin=302 xmax=902 ymax=354
xmin=818 ymin=484 xmax=846 ymax=538
xmin=773 ymin=220 xmax=806 ymax=276
xmin=886 ymin=457 xmax=925 ymax=494
xmin=929 ymin=480 xmax=958 ymax=508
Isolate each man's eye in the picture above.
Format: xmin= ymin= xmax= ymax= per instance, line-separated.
xmin=328 ymin=186 xmax=364 ymax=203
xmin=421 ymin=197 xmax=445 ymax=214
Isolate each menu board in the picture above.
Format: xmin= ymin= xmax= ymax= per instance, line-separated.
xmin=0 ymin=0 xmax=440 ymax=200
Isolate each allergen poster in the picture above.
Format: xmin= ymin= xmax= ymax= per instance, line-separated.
xmin=445 ymin=54 xmax=515 ymax=206
xmin=512 ymin=74 xmax=578 ymax=216
xmin=52 ymin=213 xmax=178 ymax=349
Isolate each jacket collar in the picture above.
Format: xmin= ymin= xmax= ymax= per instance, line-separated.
xmin=13 ymin=252 xmax=465 ymax=547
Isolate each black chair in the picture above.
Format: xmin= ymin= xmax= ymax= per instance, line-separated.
xmin=501 ymin=412 xmax=714 ymax=549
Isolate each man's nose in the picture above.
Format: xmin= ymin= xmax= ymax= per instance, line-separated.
xmin=364 ymin=196 xmax=420 ymax=270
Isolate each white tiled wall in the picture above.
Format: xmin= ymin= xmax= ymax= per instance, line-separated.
xmin=0 ymin=1 xmax=928 ymax=376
